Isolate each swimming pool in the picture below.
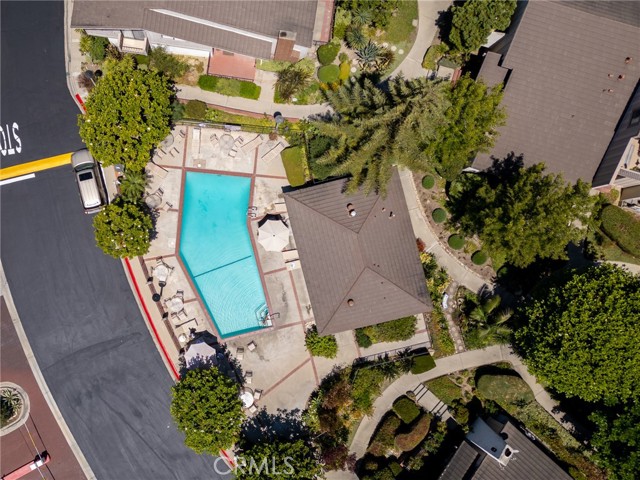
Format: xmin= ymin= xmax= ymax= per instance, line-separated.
xmin=179 ymin=172 xmax=268 ymax=338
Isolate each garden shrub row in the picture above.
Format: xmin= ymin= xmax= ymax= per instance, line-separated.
xmin=305 ymin=326 xmax=337 ymax=358
xmin=356 ymin=316 xmax=416 ymax=347
xmin=281 ymin=146 xmax=307 ymax=187
xmin=395 ymin=413 xmax=432 ymax=452
xmin=197 ymin=75 xmax=261 ymax=99
xmin=368 ymin=413 xmax=401 ymax=456
xmin=393 ymin=397 xmax=421 ymax=424
xmin=600 ymin=205 xmax=640 ymax=257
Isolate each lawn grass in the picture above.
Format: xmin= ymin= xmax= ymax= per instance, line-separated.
xmin=274 ymin=81 xmax=323 ymax=105
xmin=255 ymin=59 xmax=291 ymax=72
xmin=198 ymin=75 xmax=261 ymax=99
xmin=372 ymin=0 xmax=418 ymax=76
xmin=425 ymin=376 xmax=464 ymax=406
xmin=281 ymin=146 xmax=307 ymax=187
xmin=476 ymin=374 xmax=535 ymax=405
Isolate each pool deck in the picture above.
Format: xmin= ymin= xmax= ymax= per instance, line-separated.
xmin=125 ymin=124 xmax=432 ymax=413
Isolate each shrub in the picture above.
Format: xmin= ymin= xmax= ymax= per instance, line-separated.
xmin=281 ymin=146 xmax=307 ymax=187
xmin=389 ymin=461 xmax=403 ymax=476
xmin=471 ymin=250 xmax=488 ymax=265
xmin=422 ymin=44 xmax=449 ymax=70
xmin=410 ymin=354 xmax=436 ymax=374
xmin=339 ymin=61 xmax=351 ymax=83
xmin=600 ymin=205 xmax=640 ymax=257
xmin=197 ymin=75 xmax=261 ymax=99
xmin=339 ymin=52 xmax=349 ymax=63
xmin=432 ymin=208 xmax=447 ymax=223
xmin=448 ymin=234 xmax=465 ymax=250
xmin=305 ymin=326 xmax=338 ymax=358
xmin=374 ymin=316 xmax=416 ymax=342
xmin=134 ymin=54 xmax=150 ymax=65
xmin=422 ymin=175 xmax=435 ymax=189
xmin=317 ymin=42 xmax=340 ymax=65
xmin=184 ymin=100 xmax=207 ymax=120
xmin=148 ymin=46 xmax=189 ymax=79
xmin=368 ymin=414 xmax=401 ymax=456
xmin=395 ymin=414 xmax=431 ymax=452
xmin=355 ymin=329 xmax=373 ymax=348
xmin=317 ymin=65 xmax=340 ymax=83
xmin=345 ymin=27 xmax=367 ymax=50
xmin=276 ymin=65 xmax=312 ymax=102
xmin=393 ymin=397 xmax=421 ymax=424
xmin=450 ymin=399 xmax=470 ymax=427
xmin=79 ymin=32 xmax=109 ymax=62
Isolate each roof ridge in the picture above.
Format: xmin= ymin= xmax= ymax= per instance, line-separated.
xmin=318 ymin=267 xmax=368 ymax=335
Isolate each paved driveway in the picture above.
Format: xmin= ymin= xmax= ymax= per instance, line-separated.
xmin=1 ymin=2 xmax=225 ymax=478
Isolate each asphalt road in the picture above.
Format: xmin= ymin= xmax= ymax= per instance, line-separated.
xmin=0 ymin=1 xmax=83 ymax=166
xmin=1 ymin=2 xmax=225 ymax=479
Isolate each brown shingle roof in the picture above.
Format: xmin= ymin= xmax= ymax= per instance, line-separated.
xmin=474 ymin=1 xmax=640 ymax=184
xmin=71 ymin=0 xmax=318 ymax=59
xmin=284 ymin=169 xmax=431 ymax=335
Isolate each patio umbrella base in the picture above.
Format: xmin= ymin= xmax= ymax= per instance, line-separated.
xmin=152 ymin=293 xmax=161 ymax=302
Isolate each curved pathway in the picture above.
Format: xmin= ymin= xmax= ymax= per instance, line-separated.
xmin=349 ymin=344 xmax=581 ymax=458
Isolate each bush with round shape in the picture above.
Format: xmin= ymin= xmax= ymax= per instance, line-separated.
xmin=305 ymin=326 xmax=338 ymax=358
xmin=432 ymin=208 xmax=447 ymax=224
xmin=355 ymin=329 xmax=372 ymax=348
xmin=339 ymin=52 xmax=349 ymax=63
xmin=422 ymin=175 xmax=435 ymax=189
xmin=317 ymin=43 xmax=340 ymax=65
xmin=448 ymin=234 xmax=465 ymax=250
xmin=410 ymin=354 xmax=436 ymax=374
xmin=471 ymin=250 xmax=488 ymax=265
xmin=395 ymin=414 xmax=431 ymax=452
xmin=317 ymin=64 xmax=340 ymax=83
xmin=393 ymin=397 xmax=420 ymax=424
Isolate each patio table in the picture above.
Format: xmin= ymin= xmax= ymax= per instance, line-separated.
xmin=240 ymin=390 xmax=254 ymax=408
xmin=168 ymin=297 xmax=184 ymax=312
xmin=144 ymin=193 xmax=162 ymax=209
xmin=160 ymin=133 xmax=174 ymax=149
xmin=153 ymin=264 xmax=169 ymax=283
xmin=220 ymin=134 xmax=235 ymax=153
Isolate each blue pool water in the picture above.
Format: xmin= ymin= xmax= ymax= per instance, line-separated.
xmin=179 ymin=172 xmax=267 ymax=338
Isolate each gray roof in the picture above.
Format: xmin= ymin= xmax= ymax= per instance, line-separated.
xmin=440 ymin=420 xmax=572 ymax=480
xmin=284 ymin=170 xmax=431 ymax=335
xmin=72 ymin=0 xmax=318 ymax=59
xmin=475 ymin=1 xmax=640 ymax=184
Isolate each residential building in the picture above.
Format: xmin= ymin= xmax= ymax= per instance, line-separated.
xmin=439 ymin=417 xmax=572 ymax=480
xmin=71 ymin=0 xmax=333 ymax=80
xmin=474 ymin=0 xmax=640 ymax=208
xmin=284 ymin=169 xmax=432 ymax=335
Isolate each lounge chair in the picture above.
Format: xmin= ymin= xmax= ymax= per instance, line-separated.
xmin=247 ymin=341 xmax=257 ymax=352
xmin=236 ymin=347 xmax=244 ymax=360
xmin=179 ymin=129 xmax=186 ymax=138
xmin=248 ymin=405 xmax=258 ymax=414
xmin=245 ymin=371 xmax=253 ymax=384
xmin=282 ymin=249 xmax=298 ymax=262
xmin=253 ymin=389 xmax=262 ymax=400
xmin=229 ymin=148 xmax=238 ymax=158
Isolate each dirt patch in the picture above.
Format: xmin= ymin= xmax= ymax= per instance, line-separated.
xmin=175 ymin=55 xmax=206 ymax=86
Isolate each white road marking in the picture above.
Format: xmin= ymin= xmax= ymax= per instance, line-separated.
xmin=0 ymin=173 xmax=35 ymax=186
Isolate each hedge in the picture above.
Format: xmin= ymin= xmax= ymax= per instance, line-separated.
xmin=410 ymin=353 xmax=436 ymax=374
xmin=422 ymin=175 xmax=435 ymax=189
xmin=393 ymin=397 xmax=421 ymax=424
xmin=183 ymin=100 xmax=207 ymax=120
xmin=317 ymin=64 xmax=340 ymax=83
xmin=355 ymin=328 xmax=373 ymax=348
xmin=395 ymin=414 xmax=431 ymax=452
xmin=471 ymin=250 xmax=488 ymax=265
xmin=197 ymin=75 xmax=261 ymax=99
xmin=448 ymin=234 xmax=465 ymax=250
xmin=368 ymin=414 xmax=401 ymax=456
xmin=600 ymin=205 xmax=640 ymax=257
xmin=281 ymin=146 xmax=307 ymax=187
xmin=357 ymin=316 xmax=416 ymax=346
xmin=317 ymin=43 xmax=340 ymax=65
xmin=432 ymin=208 xmax=447 ymax=223
xmin=339 ymin=61 xmax=351 ymax=82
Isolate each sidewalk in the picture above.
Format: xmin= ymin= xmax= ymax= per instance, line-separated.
xmin=398 ymin=167 xmax=490 ymax=293
xmin=349 ymin=344 xmax=583 ymax=458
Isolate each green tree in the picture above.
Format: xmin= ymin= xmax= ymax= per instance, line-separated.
xmin=514 ymin=264 xmax=640 ymax=405
xmin=78 ymin=56 xmax=173 ymax=172
xmin=119 ymin=170 xmax=148 ymax=203
xmin=148 ymin=46 xmax=189 ymax=79
xmin=448 ymin=161 xmax=594 ymax=267
xmin=312 ymin=77 xmax=448 ymax=195
xmin=237 ymin=439 xmax=322 ymax=480
xmin=171 ymin=367 xmax=244 ymax=455
xmin=425 ymin=75 xmax=505 ymax=180
xmin=275 ymin=64 xmax=312 ymax=102
xmin=448 ymin=0 xmax=517 ymax=53
xmin=467 ymin=294 xmax=512 ymax=344
xmin=79 ymin=32 xmax=109 ymax=62
xmin=93 ymin=198 xmax=153 ymax=258
xmin=590 ymin=403 xmax=640 ymax=480
xmin=305 ymin=326 xmax=338 ymax=358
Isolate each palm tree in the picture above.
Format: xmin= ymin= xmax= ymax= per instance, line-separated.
xmin=312 ymin=77 xmax=449 ymax=195
xmin=275 ymin=65 xmax=312 ymax=102
xmin=345 ymin=27 xmax=367 ymax=50
xmin=120 ymin=170 xmax=148 ymax=203
xmin=468 ymin=294 xmax=512 ymax=344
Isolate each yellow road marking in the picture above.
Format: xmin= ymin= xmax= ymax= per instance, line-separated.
xmin=0 ymin=153 xmax=72 ymax=180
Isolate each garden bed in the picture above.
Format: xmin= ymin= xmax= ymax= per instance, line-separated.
xmin=197 ymin=75 xmax=261 ymax=99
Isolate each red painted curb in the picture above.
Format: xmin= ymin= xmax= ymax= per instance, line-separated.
xmin=75 ymin=94 xmax=86 ymax=112
xmin=124 ymin=258 xmax=180 ymax=380
xmin=220 ymin=449 xmax=236 ymax=468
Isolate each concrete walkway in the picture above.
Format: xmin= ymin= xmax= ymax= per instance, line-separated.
xmin=349 ymin=344 xmax=581 ymax=458
xmin=399 ymin=167 xmax=489 ymax=293
xmin=389 ymin=1 xmax=451 ymax=79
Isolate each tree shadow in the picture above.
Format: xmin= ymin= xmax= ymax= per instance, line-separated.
xmin=239 ymin=408 xmax=310 ymax=447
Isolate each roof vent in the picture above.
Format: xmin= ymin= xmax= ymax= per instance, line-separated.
xmin=347 ymin=299 xmax=355 ymax=307
xmin=279 ymin=30 xmax=297 ymax=41
xmin=625 ymin=57 xmax=633 ymax=64
xmin=347 ymin=203 xmax=357 ymax=217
